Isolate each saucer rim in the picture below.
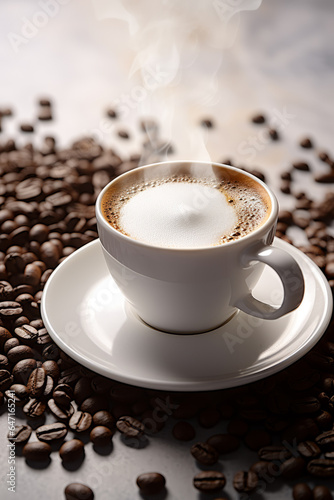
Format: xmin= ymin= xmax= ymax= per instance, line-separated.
xmin=41 ymin=238 xmax=333 ymax=391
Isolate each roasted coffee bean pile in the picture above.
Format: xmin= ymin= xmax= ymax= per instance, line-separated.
xmin=0 ymin=104 xmax=334 ymax=498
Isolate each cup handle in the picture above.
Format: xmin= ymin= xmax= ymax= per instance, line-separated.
xmin=235 ymin=245 xmax=305 ymax=320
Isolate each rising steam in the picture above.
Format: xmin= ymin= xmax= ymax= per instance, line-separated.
xmin=93 ymin=0 xmax=263 ymax=163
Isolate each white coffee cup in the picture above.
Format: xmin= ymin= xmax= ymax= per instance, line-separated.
xmin=96 ymin=161 xmax=304 ymax=334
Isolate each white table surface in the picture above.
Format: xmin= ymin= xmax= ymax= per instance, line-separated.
xmin=0 ymin=0 xmax=334 ymax=498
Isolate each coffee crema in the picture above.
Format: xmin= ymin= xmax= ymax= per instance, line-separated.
xmin=101 ymin=170 xmax=271 ymax=249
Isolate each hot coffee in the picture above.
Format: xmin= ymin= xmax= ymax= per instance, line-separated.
xmin=101 ymin=166 xmax=271 ymax=249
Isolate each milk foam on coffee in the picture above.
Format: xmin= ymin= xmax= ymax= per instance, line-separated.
xmin=120 ymin=182 xmax=237 ymax=248
xmin=102 ymin=173 xmax=270 ymax=249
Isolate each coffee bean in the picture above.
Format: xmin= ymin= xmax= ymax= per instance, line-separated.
xmin=313 ymin=485 xmax=333 ymax=500
xmin=292 ymin=483 xmax=313 ymax=500
xmin=172 ymin=421 xmax=195 ymax=441
xmin=198 ymin=406 xmax=221 ymax=427
xmin=8 ymin=424 xmax=32 ymax=444
xmin=92 ymin=410 xmax=115 ymax=430
xmin=36 ymin=422 xmax=67 ymax=442
xmin=0 ymin=369 xmax=14 ymax=391
xmin=0 ymin=354 xmax=10 ymax=369
xmin=269 ymin=128 xmax=279 ymax=140
xmin=249 ymin=460 xmax=279 ymax=480
xmin=22 ymin=441 xmax=51 ymax=461
xmin=0 ymin=326 xmax=12 ymax=348
xmin=64 ymin=483 xmax=94 ymax=500
xmin=0 ymin=301 xmax=23 ymax=318
xmin=307 ymin=459 xmax=334 ymax=477
xmin=280 ymin=457 xmax=306 ymax=479
xmin=292 ymin=396 xmax=321 ymax=414
xmin=316 ymin=410 xmax=333 ymax=431
xmin=42 ymin=375 xmax=54 ymax=399
xmin=4 ymin=338 xmax=20 ymax=354
xmin=233 ymin=470 xmax=258 ymax=494
xmin=206 ymin=433 xmax=240 ymax=454
xmin=42 ymin=360 xmax=60 ymax=381
xmin=297 ymin=440 xmax=321 ymax=459
xmin=26 ymin=367 xmax=46 ymax=397
xmin=200 ymin=118 xmax=214 ymax=128
xmin=300 ymin=137 xmax=313 ymax=149
xmin=4 ymin=253 xmax=25 ymax=274
xmin=90 ymin=425 xmax=113 ymax=446
xmin=5 ymin=383 xmax=29 ymax=405
xmin=315 ymin=173 xmax=334 ymax=183
xmin=136 ymin=473 xmax=166 ymax=495
xmin=116 ymin=416 xmax=145 ymax=438
xmin=23 ymin=398 xmax=46 ymax=418
xmin=38 ymin=107 xmax=52 ymax=121
xmin=258 ymin=445 xmax=291 ymax=461
xmin=251 ymin=114 xmax=266 ymax=124
xmin=7 ymin=345 xmax=34 ymax=364
xmin=48 ymin=399 xmax=74 ymax=421
xmin=80 ymin=395 xmax=107 ymax=414
xmin=14 ymin=324 xmax=38 ymax=345
xmin=59 ymin=439 xmax=85 ymax=462
xmin=90 ymin=375 xmax=112 ymax=394
xmin=191 ymin=442 xmax=219 ymax=465
xmin=193 ymin=471 xmax=226 ymax=492
xmin=316 ymin=430 xmax=334 ymax=451
xmin=20 ymin=123 xmax=34 ymax=133
xmin=53 ymin=383 xmax=73 ymax=408
xmin=69 ymin=411 xmax=92 ymax=433
xmin=293 ymin=161 xmax=310 ymax=171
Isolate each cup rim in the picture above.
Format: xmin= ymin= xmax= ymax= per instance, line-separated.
xmin=95 ymin=160 xmax=279 ymax=252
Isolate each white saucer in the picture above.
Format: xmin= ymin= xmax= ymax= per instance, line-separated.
xmin=41 ymin=238 xmax=333 ymax=392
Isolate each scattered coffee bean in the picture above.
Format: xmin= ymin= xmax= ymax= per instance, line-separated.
xmin=92 ymin=410 xmax=115 ymax=430
xmin=307 ymin=459 xmax=334 ymax=477
xmin=64 ymin=483 xmax=94 ymax=500
xmin=136 ymin=472 xmax=166 ymax=495
xmin=280 ymin=457 xmax=306 ymax=479
xmin=172 ymin=421 xmax=195 ymax=441
xmin=26 ymin=367 xmax=46 ymax=397
xmin=200 ymin=118 xmax=214 ymax=128
xmin=116 ymin=416 xmax=145 ymax=438
xmin=48 ymin=399 xmax=74 ymax=421
xmin=36 ymin=422 xmax=67 ymax=442
xmin=59 ymin=439 xmax=85 ymax=462
xmin=207 ymin=433 xmax=240 ymax=453
xmin=251 ymin=113 xmax=266 ymax=124
xmin=5 ymin=384 xmax=29 ymax=406
xmin=0 ymin=369 xmax=14 ymax=391
xmin=313 ymin=485 xmax=333 ymax=500
xmin=258 ymin=445 xmax=291 ymax=461
xmin=69 ymin=411 xmax=92 ymax=433
xmin=191 ymin=442 xmax=219 ymax=465
xmin=23 ymin=398 xmax=46 ymax=418
xmin=292 ymin=483 xmax=313 ymax=500
xmin=90 ymin=426 xmax=113 ymax=446
xmin=233 ymin=470 xmax=258 ymax=494
xmin=297 ymin=440 xmax=321 ymax=459
xmin=316 ymin=430 xmax=334 ymax=451
xmin=300 ymin=137 xmax=313 ymax=149
xmin=8 ymin=424 xmax=32 ymax=444
xmin=293 ymin=161 xmax=310 ymax=171
xmin=22 ymin=441 xmax=51 ymax=461
xmin=269 ymin=128 xmax=279 ymax=140
xmin=193 ymin=471 xmax=226 ymax=492
xmin=20 ymin=123 xmax=34 ymax=133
